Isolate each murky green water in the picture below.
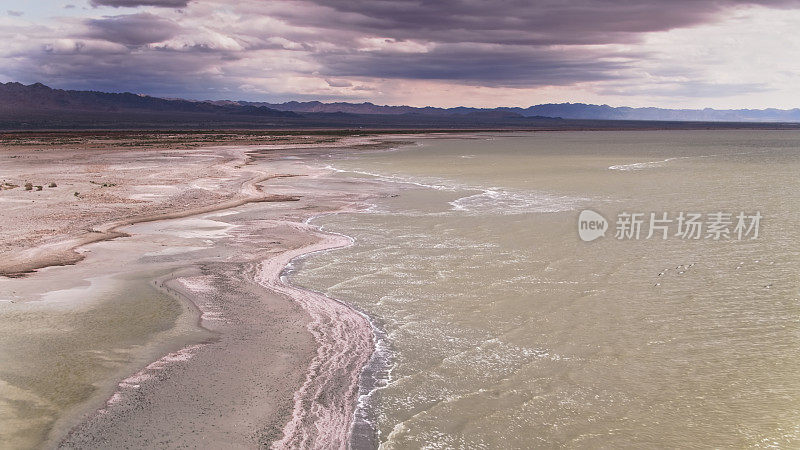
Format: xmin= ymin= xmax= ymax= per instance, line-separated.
xmin=0 ymin=280 xmax=181 ymax=446
xmin=0 ymin=216 xmax=227 ymax=448
xmin=292 ymin=131 xmax=800 ymax=448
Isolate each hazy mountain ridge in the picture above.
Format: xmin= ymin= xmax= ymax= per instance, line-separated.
xmin=234 ymin=100 xmax=800 ymax=122
xmin=0 ymin=82 xmax=298 ymax=117
xmin=509 ymin=104 xmax=800 ymax=122
xmin=2 ymin=82 xmax=800 ymax=130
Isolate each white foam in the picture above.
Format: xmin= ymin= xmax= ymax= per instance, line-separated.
xmin=608 ymin=153 xmax=735 ymax=171
xmin=327 ymin=165 xmax=589 ymax=215
xmin=608 ymin=157 xmax=682 ymax=171
xmin=449 ymin=188 xmax=589 ymax=215
xmin=324 ymin=165 xmax=459 ymax=192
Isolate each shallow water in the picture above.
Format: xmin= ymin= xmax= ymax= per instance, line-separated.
xmin=0 ymin=214 xmax=240 ymax=447
xmin=291 ymin=131 xmax=800 ymax=448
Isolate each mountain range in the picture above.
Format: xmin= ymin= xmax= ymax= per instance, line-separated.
xmin=2 ymin=82 xmax=800 ymax=130
xmin=229 ymin=100 xmax=800 ymax=122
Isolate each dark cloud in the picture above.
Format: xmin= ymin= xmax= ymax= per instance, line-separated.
xmin=6 ymin=0 xmax=800 ymax=103
xmin=320 ymin=44 xmax=631 ymax=87
xmin=9 ymin=47 xmax=231 ymax=98
xmin=272 ymin=0 xmax=800 ymax=45
xmin=6 ymin=10 xmax=23 ymax=16
xmin=85 ymin=13 xmax=180 ymax=45
xmin=43 ymin=39 xmax=129 ymax=55
xmin=254 ymin=0 xmax=800 ymax=88
xmin=90 ymin=0 xmax=190 ymax=7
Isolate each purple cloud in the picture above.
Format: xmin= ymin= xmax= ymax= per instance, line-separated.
xmin=4 ymin=0 xmax=800 ymax=104
xmin=85 ymin=13 xmax=180 ymax=46
xmin=90 ymin=0 xmax=190 ymax=7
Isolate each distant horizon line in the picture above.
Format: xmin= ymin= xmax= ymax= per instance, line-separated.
xmin=2 ymin=81 xmax=798 ymax=113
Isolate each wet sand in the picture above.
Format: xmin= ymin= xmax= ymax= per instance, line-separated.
xmin=254 ymin=219 xmax=373 ymax=448
xmin=0 ymin=133 xmax=404 ymax=448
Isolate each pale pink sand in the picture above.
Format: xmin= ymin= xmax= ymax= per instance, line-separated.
xmin=256 ymin=218 xmax=374 ymax=449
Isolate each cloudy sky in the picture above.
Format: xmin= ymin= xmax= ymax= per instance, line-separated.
xmin=2 ymin=0 xmax=800 ymax=108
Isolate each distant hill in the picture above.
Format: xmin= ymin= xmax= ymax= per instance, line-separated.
xmin=0 ymin=82 xmax=297 ymax=117
xmin=507 ymin=103 xmax=800 ymax=122
xmin=227 ymin=100 xmax=800 ymax=123
xmin=2 ymin=82 xmax=800 ymax=130
xmin=222 ymin=100 xmax=504 ymax=117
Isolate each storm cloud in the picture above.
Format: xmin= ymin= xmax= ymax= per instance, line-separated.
xmin=4 ymin=0 xmax=800 ymax=107
xmin=90 ymin=0 xmax=190 ymax=8
xmin=319 ymin=44 xmax=633 ymax=87
xmin=265 ymin=0 xmax=800 ymax=45
xmin=86 ymin=13 xmax=180 ymax=46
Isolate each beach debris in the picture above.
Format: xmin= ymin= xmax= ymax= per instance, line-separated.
xmin=24 ymin=182 xmax=32 ymax=190
xmin=89 ymin=180 xmax=117 ymax=187
xmin=48 ymin=182 xmax=57 ymax=187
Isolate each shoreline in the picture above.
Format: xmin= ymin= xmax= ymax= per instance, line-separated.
xmin=0 ymin=134 xmax=414 ymax=447
xmin=54 ymin=197 xmax=382 ymax=449
xmin=56 ymin=190 xmax=380 ymax=448
xmin=254 ymin=213 xmax=375 ymax=448
xmin=278 ymin=212 xmax=395 ymax=449
xmin=288 ymin=214 xmax=395 ymax=449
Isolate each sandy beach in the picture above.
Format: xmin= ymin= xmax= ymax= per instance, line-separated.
xmin=0 ymin=132 xmax=403 ymax=448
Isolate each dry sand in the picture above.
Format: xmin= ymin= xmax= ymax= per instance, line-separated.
xmin=0 ymin=132 xmax=389 ymax=276
xmin=0 ymin=132 xmax=405 ymax=449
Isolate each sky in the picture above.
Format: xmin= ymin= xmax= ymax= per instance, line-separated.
xmin=2 ymin=0 xmax=800 ymax=109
